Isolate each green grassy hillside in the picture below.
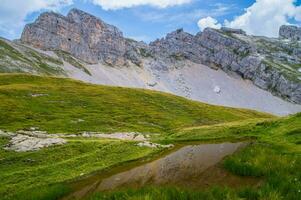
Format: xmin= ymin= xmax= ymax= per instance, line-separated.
xmin=0 ymin=74 xmax=299 ymax=200
xmin=0 ymin=39 xmax=90 ymax=76
xmin=0 ymin=74 xmax=271 ymax=134
xmin=0 ymin=39 xmax=64 ymax=75
xmin=88 ymin=113 xmax=301 ymax=200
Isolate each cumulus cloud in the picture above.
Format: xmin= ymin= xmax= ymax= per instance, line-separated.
xmin=224 ymin=0 xmax=301 ymax=37
xmin=197 ymin=16 xmax=221 ymax=31
xmin=90 ymin=0 xmax=192 ymax=10
xmin=0 ymin=0 xmax=72 ymax=39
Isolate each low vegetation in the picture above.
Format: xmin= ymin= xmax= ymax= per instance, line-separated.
xmin=0 ymin=74 xmax=269 ymax=134
xmin=88 ymin=114 xmax=301 ymax=200
xmin=0 ymin=39 xmax=65 ymax=75
xmin=54 ymin=50 xmax=92 ymax=76
xmin=0 ymin=74 xmax=299 ymax=200
xmin=0 ymin=138 xmax=159 ymax=200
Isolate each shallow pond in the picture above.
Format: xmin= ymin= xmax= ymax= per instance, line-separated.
xmin=65 ymin=142 xmax=259 ymax=199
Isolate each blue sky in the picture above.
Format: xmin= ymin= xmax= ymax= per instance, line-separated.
xmin=0 ymin=0 xmax=301 ymax=43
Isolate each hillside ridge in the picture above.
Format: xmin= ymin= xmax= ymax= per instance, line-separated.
xmin=0 ymin=8 xmax=301 ymax=115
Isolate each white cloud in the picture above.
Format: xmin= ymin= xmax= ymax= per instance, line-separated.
xmin=91 ymin=0 xmax=192 ymax=10
xmin=127 ymin=35 xmax=152 ymax=42
xmin=197 ymin=16 xmax=221 ymax=31
xmin=224 ymin=0 xmax=301 ymax=37
xmin=0 ymin=0 xmax=72 ymax=39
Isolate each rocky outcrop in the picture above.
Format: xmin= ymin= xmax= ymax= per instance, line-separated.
xmin=221 ymin=27 xmax=246 ymax=35
xmin=149 ymin=27 xmax=301 ymax=104
xmin=279 ymin=25 xmax=301 ymax=41
xmin=1 ymin=130 xmax=66 ymax=152
xmin=21 ymin=8 xmax=141 ymax=66
xmin=17 ymin=9 xmax=301 ymax=105
xmin=150 ymin=28 xmax=205 ymax=65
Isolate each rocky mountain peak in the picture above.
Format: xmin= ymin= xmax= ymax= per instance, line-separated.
xmin=220 ymin=27 xmax=246 ymax=35
xmin=17 ymin=9 xmax=301 ymax=105
xmin=21 ymin=8 xmax=139 ymax=66
xmin=67 ymin=8 xmax=95 ymax=23
xmin=279 ymin=25 xmax=301 ymax=41
xmin=67 ymin=8 xmax=123 ymax=36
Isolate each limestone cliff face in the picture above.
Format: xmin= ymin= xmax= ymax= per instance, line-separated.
xmin=149 ymin=27 xmax=301 ymax=104
xmin=279 ymin=25 xmax=301 ymax=41
xmin=21 ymin=8 xmax=140 ymax=66
xmin=150 ymin=29 xmax=204 ymax=65
xmin=19 ymin=9 xmax=301 ymax=104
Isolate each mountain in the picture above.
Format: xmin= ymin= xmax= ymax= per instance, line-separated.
xmin=0 ymin=8 xmax=301 ymax=115
xmin=1 ymin=8 xmax=301 ymax=200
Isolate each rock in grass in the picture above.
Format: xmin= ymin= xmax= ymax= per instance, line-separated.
xmin=137 ymin=141 xmax=174 ymax=148
xmin=5 ymin=134 xmax=66 ymax=152
xmin=0 ymin=130 xmax=16 ymax=137
xmin=213 ymin=86 xmax=221 ymax=93
xmin=81 ymin=132 xmax=147 ymax=141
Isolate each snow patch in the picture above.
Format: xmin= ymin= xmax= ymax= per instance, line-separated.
xmin=213 ymin=86 xmax=221 ymax=93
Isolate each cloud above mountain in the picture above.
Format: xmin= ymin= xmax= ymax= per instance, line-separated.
xmin=198 ymin=0 xmax=301 ymax=37
xmin=0 ymin=0 xmax=72 ymax=38
xmin=197 ymin=16 xmax=221 ymax=31
xmin=90 ymin=0 xmax=192 ymax=10
xmin=0 ymin=0 xmax=301 ymax=41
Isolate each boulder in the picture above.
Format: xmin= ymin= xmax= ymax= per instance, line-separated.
xmin=279 ymin=25 xmax=301 ymax=41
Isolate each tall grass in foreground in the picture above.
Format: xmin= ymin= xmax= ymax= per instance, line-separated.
xmin=223 ymin=143 xmax=301 ymax=200
xmin=87 ymin=186 xmax=240 ymax=200
xmin=86 ymin=142 xmax=301 ymax=200
xmin=7 ymin=184 xmax=70 ymax=200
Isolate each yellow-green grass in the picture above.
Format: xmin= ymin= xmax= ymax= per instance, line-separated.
xmin=0 ymin=138 xmax=160 ymax=200
xmin=167 ymin=113 xmax=301 ymax=153
xmin=2 ymin=73 xmax=299 ymax=200
xmin=0 ymin=74 xmax=271 ymax=134
xmin=0 ymin=39 xmax=64 ymax=75
xmin=87 ymin=114 xmax=301 ymax=200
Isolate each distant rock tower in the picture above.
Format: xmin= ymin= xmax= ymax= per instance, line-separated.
xmin=21 ymin=8 xmax=141 ymax=66
xmin=279 ymin=25 xmax=301 ymax=41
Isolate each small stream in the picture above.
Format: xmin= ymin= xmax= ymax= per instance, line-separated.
xmin=65 ymin=142 xmax=259 ymax=199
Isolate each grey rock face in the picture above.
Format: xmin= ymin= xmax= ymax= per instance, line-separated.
xmin=150 ymin=29 xmax=200 ymax=62
xmin=21 ymin=8 xmax=140 ymax=66
xmin=4 ymin=133 xmax=66 ymax=152
xmin=18 ymin=9 xmax=301 ymax=105
xmin=149 ymin=27 xmax=301 ymax=104
xmin=221 ymin=27 xmax=246 ymax=35
xmin=279 ymin=25 xmax=301 ymax=41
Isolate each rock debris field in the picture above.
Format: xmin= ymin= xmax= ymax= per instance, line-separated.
xmin=0 ymin=129 xmax=173 ymax=152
